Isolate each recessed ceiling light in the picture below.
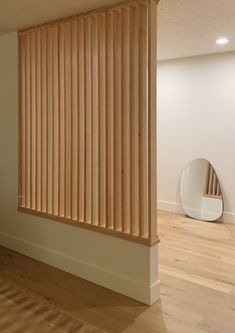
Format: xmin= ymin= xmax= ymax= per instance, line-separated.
xmin=216 ymin=38 xmax=230 ymax=45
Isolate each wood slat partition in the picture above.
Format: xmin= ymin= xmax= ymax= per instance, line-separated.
xmin=18 ymin=0 xmax=158 ymax=245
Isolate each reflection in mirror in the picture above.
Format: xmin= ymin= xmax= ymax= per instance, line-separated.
xmin=180 ymin=159 xmax=223 ymax=222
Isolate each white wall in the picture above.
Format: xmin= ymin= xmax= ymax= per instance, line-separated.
xmin=0 ymin=32 xmax=159 ymax=305
xmin=157 ymin=52 xmax=235 ymax=223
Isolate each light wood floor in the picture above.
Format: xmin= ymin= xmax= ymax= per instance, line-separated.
xmin=0 ymin=210 xmax=235 ymax=332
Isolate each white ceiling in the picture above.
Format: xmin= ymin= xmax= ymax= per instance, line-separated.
xmin=158 ymin=0 xmax=235 ymax=60
xmin=1 ymin=0 xmax=235 ymax=60
xmin=0 ymin=0 xmax=119 ymax=34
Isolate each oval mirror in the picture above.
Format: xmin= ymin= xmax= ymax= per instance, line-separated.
xmin=180 ymin=159 xmax=223 ymax=222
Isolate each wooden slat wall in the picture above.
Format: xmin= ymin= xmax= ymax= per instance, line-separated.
xmin=18 ymin=0 xmax=158 ymax=245
xmin=204 ymin=163 xmax=222 ymax=199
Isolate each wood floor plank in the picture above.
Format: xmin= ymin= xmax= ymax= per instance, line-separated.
xmin=0 ymin=211 xmax=235 ymax=332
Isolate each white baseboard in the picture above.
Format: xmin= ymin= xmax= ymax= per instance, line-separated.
xmin=158 ymin=200 xmax=235 ymax=225
xmin=0 ymin=231 xmax=160 ymax=305
xmin=157 ymin=200 xmax=184 ymax=214
xmin=223 ymin=211 xmax=235 ymax=224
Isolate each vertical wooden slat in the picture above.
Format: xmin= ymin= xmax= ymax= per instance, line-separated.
xmin=208 ymin=166 xmax=211 ymax=194
xmin=208 ymin=166 xmax=213 ymax=195
xmin=58 ymin=25 xmax=66 ymax=217
xmin=65 ymin=23 xmax=72 ymax=219
xmin=20 ymin=35 xmax=26 ymax=208
xmin=30 ymin=31 xmax=36 ymax=211
xmin=212 ymin=172 xmax=216 ymax=196
xmin=148 ymin=0 xmax=157 ymax=242
xmin=25 ymin=34 xmax=31 ymax=209
xmin=91 ymin=15 xmax=99 ymax=226
xmin=99 ymin=13 xmax=107 ymax=228
xmin=78 ymin=18 xmax=85 ymax=222
xmin=216 ymin=180 xmax=221 ymax=197
xmin=36 ymin=30 xmax=42 ymax=212
xmin=211 ymin=172 xmax=214 ymax=195
xmin=114 ymin=9 xmax=122 ymax=232
xmin=84 ymin=17 xmax=92 ymax=223
xmin=71 ymin=21 xmax=78 ymax=221
xmin=139 ymin=3 xmax=148 ymax=238
xmin=41 ymin=29 xmax=48 ymax=213
xmin=52 ymin=26 xmax=59 ymax=216
xmin=122 ymin=7 xmax=131 ymax=234
xmin=106 ymin=11 xmax=115 ymax=230
xmin=35 ymin=31 xmax=42 ymax=211
xmin=47 ymin=27 xmax=53 ymax=214
xmin=130 ymin=5 xmax=139 ymax=236
xmin=204 ymin=162 xmax=210 ymax=195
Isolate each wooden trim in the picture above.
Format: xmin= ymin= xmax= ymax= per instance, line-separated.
xmin=18 ymin=207 xmax=159 ymax=246
xmin=148 ymin=0 xmax=157 ymax=242
xmin=139 ymin=3 xmax=148 ymax=238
